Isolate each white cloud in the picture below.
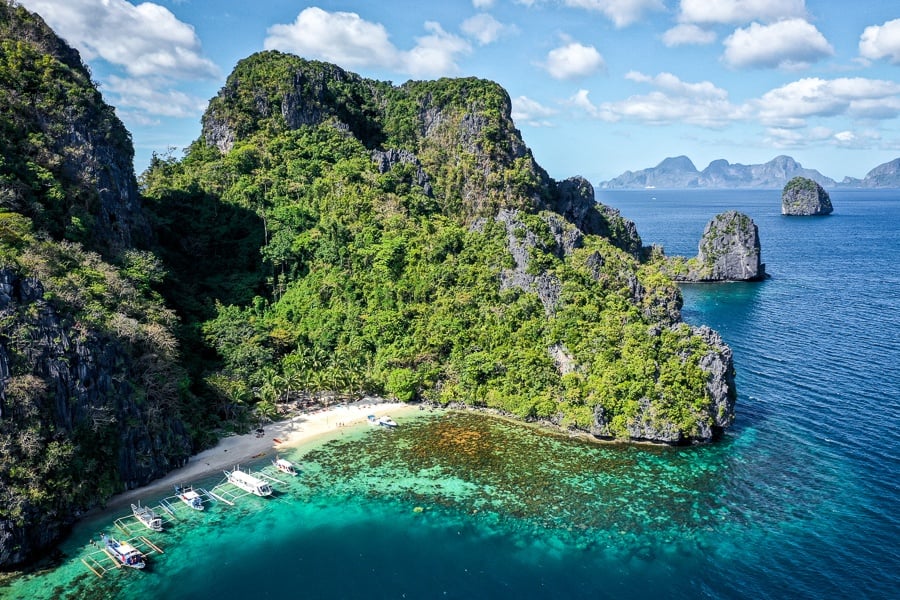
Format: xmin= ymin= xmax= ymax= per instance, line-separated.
xmin=541 ymin=42 xmax=605 ymax=80
xmin=512 ymin=96 xmax=558 ymax=126
xmin=265 ymin=8 xmax=401 ymax=70
xmin=764 ymin=126 xmax=881 ymax=150
xmin=404 ymin=22 xmax=472 ymax=77
xmin=19 ymin=0 xmax=219 ymax=79
xmin=662 ymin=24 xmax=717 ymax=47
xmin=103 ymin=75 xmax=208 ymax=119
xmin=679 ymin=0 xmax=806 ymax=25
xmin=723 ymin=19 xmax=833 ymax=69
xmin=752 ymin=77 xmax=900 ymax=127
xmin=563 ymin=0 xmax=665 ymax=28
xmin=572 ymin=72 xmax=739 ymax=127
xmin=625 ymin=71 xmax=728 ymax=100
xmin=264 ymin=8 xmax=470 ymax=77
xmin=461 ymin=13 xmax=518 ymax=45
xmin=473 ymin=0 xmax=496 ymax=8
xmin=860 ymin=19 xmax=900 ymax=65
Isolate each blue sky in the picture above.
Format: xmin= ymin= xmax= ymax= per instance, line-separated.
xmin=19 ymin=0 xmax=900 ymax=183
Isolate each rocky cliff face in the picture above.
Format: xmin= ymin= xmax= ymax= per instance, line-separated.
xmin=782 ymin=177 xmax=833 ymax=216
xmin=0 ymin=269 xmax=190 ymax=567
xmin=671 ymin=211 xmax=766 ymax=282
xmin=0 ymin=4 xmax=189 ymax=569
xmin=0 ymin=3 xmax=150 ymax=258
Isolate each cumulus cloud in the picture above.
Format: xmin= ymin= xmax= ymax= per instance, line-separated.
xmin=541 ymin=42 xmax=605 ymax=80
xmin=752 ymin=77 xmax=900 ymax=127
xmin=563 ymin=0 xmax=665 ymax=28
xmin=678 ymin=0 xmax=806 ymax=25
xmin=19 ymin=0 xmax=219 ymax=79
xmin=572 ymin=72 xmax=739 ymax=127
xmin=859 ymin=19 xmax=900 ymax=65
xmin=723 ymin=19 xmax=834 ymax=69
xmin=265 ymin=8 xmax=470 ymax=77
xmin=512 ymin=96 xmax=558 ymax=126
xmin=461 ymin=13 xmax=518 ymax=45
xmin=472 ymin=0 xmax=496 ymax=8
xmin=662 ymin=24 xmax=717 ymax=47
xmin=404 ymin=22 xmax=472 ymax=77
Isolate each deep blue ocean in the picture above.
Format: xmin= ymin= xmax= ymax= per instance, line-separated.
xmin=6 ymin=189 xmax=900 ymax=599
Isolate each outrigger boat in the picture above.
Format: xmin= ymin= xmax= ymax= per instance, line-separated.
xmin=368 ymin=414 xmax=398 ymax=428
xmin=225 ymin=467 xmax=273 ymax=496
xmin=131 ymin=503 xmax=163 ymax=531
xmin=174 ymin=485 xmax=205 ymax=510
xmin=100 ymin=533 xmax=146 ymax=569
xmin=272 ymin=457 xmax=298 ymax=476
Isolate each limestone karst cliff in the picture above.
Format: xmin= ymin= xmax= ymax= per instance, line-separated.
xmin=0 ymin=2 xmax=191 ymax=569
xmin=146 ymin=50 xmax=736 ymax=449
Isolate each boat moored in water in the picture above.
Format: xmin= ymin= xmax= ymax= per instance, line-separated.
xmin=368 ymin=414 xmax=398 ymax=428
xmin=272 ymin=457 xmax=298 ymax=476
xmin=175 ymin=485 xmax=205 ymax=510
xmin=225 ymin=467 xmax=273 ymax=496
xmin=131 ymin=503 xmax=163 ymax=531
xmin=101 ymin=533 xmax=146 ymax=569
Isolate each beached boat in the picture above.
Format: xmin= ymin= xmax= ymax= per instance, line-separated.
xmin=225 ymin=467 xmax=273 ymax=496
xmin=272 ymin=457 xmax=298 ymax=476
xmin=368 ymin=414 xmax=398 ymax=428
xmin=101 ymin=533 xmax=146 ymax=569
xmin=131 ymin=503 xmax=163 ymax=531
xmin=175 ymin=485 xmax=205 ymax=510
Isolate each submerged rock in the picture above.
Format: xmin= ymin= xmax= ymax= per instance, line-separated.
xmin=782 ymin=176 xmax=833 ymax=216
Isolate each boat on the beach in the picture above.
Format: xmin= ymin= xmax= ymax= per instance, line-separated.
xmin=272 ymin=457 xmax=298 ymax=476
xmin=131 ymin=503 xmax=163 ymax=531
xmin=100 ymin=533 xmax=146 ymax=569
xmin=368 ymin=414 xmax=398 ymax=428
xmin=175 ymin=485 xmax=205 ymax=510
xmin=225 ymin=467 xmax=273 ymax=496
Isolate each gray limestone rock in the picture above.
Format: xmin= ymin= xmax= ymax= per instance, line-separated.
xmin=673 ymin=211 xmax=766 ymax=282
xmin=782 ymin=176 xmax=833 ymax=216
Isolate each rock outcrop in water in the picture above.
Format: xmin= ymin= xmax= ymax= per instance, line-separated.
xmin=670 ymin=211 xmax=766 ymax=282
xmin=781 ymin=177 xmax=833 ymax=216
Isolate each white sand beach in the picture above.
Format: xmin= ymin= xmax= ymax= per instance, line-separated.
xmin=106 ymin=398 xmax=419 ymax=509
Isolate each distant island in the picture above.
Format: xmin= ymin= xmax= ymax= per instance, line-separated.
xmin=599 ymin=155 xmax=900 ymax=190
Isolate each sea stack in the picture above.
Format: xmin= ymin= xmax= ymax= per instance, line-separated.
xmin=672 ymin=211 xmax=766 ymax=282
xmin=782 ymin=176 xmax=833 ymax=216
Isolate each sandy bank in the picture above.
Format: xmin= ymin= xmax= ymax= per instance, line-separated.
xmin=105 ymin=398 xmax=418 ymax=510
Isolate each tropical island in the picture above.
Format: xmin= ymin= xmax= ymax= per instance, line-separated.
xmin=599 ymin=154 xmax=900 ymax=189
xmin=0 ymin=2 xmax=736 ymax=569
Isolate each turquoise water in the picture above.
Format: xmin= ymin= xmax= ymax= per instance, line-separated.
xmin=5 ymin=189 xmax=900 ymax=599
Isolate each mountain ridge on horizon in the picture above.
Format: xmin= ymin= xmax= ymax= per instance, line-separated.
xmin=599 ymin=155 xmax=900 ymax=190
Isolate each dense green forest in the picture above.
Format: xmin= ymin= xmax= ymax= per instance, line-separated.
xmin=141 ymin=51 xmax=732 ymax=441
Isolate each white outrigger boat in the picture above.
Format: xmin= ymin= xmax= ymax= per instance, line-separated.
xmin=100 ymin=533 xmax=146 ymax=569
xmin=272 ymin=457 xmax=298 ymax=476
xmin=174 ymin=485 xmax=205 ymax=510
xmin=368 ymin=414 xmax=398 ymax=428
xmin=131 ymin=503 xmax=163 ymax=531
xmin=225 ymin=467 xmax=273 ymax=496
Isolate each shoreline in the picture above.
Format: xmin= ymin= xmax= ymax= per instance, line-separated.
xmin=103 ymin=398 xmax=419 ymax=511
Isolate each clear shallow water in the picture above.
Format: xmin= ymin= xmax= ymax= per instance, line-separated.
xmin=6 ymin=189 xmax=900 ymax=599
